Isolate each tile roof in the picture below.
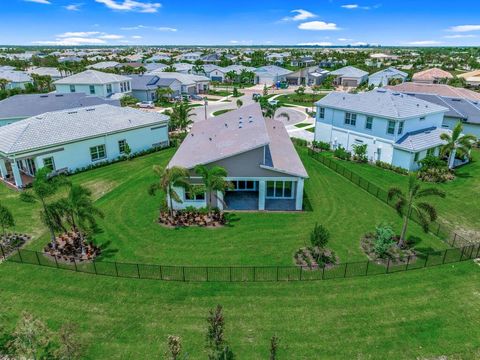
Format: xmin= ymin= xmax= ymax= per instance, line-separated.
xmin=412 ymin=68 xmax=453 ymax=81
xmin=0 ymin=93 xmax=119 ymax=120
xmin=168 ymin=103 xmax=307 ymax=178
xmin=0 ymin=104 xmax=168 ymax=155
xmin=147 ymin=71 xmax=209 ymax=85
xmin=0 ymin=69 xmax=32 ymax=83
xmin=87 ymin=61 xmax=120 ymax=70
xmin=384 ymin=82 xmax=480 ymax=101
xmin=315 ymin=89 xmax=448 ymax=119
xmin=54 ymin=70 xmax=131 ymax=85
xmin=394 ymin=127 xmax=450 ymax=152
xmin=254 ymin=65 xmax=293 ymax=76
xmin=329 ymin=66 xmax=368 ymax=78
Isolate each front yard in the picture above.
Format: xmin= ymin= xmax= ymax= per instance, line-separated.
xmin=276 ymin=93 xmax=326 ymax=107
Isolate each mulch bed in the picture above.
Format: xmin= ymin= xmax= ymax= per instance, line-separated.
xmin=294 ymin=247 xmax=338 ymax=270
xmin=159 ymin=210 xmax=227 ymax=228
xmin=43 ymin=231 xmax=101 ymax=263
xmin=0 ymin=233 xmax=31 ymax=257
xmin=361 ymin=235 xmax=417 ymax=266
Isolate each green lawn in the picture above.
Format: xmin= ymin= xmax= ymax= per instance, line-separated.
xmin=10 ymin=147 xmax=446 ymax=266
xmin=294 ymin=123 xmax=315 ymax=133
xmin=316 ymin=150 xmax=480 ymax=242
xmin=212 ymin=109 xmax=234 ymax=117
xmin=0 ymin=260 xmax=478 ymax=359
xmin=276 ymin=93 xmax=326 ymax=107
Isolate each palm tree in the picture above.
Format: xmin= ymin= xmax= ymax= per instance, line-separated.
xmin=148 ymin=165 xmax=191 ymax=217
xmin=388 ymin=175 xmax=446 ymax=248
xmin=164 ymin=65 xmax=177 ymax=72
xmin=56 ymin=185 xmax=104 ymax=254
xmin=192 ymin=61 xmax=205 ymax=75
xmin=225 ymin=71 xmax=237 ymax=84
xmin=170 ymin=101 xmax=195 ymax=134
xmin=194 ymin=165 xmax=229 ymax=210
xmin=156 ymin=87 xmax=174 ymax=102
xmin=20 ymin=168 xmax=69 ymax=248
xmin=0 ymin=78 xmax=9 ymax=91
xmin=440 ymin=122 xmax=477 ymax=169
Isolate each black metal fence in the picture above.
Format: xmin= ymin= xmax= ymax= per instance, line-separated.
xmin=307 ymin=149 xmax=475 ymax=248
xmin=2 ymin=243 xmax=479 ymax=282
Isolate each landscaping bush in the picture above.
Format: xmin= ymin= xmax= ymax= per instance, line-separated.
xmin=295 ymin=223 xmax=337 ymax=269
xmin=352 ymin=143 xmax=368 ymax=162
xmin=373 ymin=224 xmax=396 ymax=258
xmin=292 ymin=138 xmax=308 ymax=147
xmin=418 ymin=167 xmax=455 ymax=183
xmin=310 ymin=223 xmax=330 ymax=249
xmin=312 ymin=140 xmax=330 ymax=151
xmin=375 ymin=160 xmax=409 ymax=175
xmin=333 ymin=146 xmax=351 ymax=161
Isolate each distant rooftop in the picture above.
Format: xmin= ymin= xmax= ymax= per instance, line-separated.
xmin=54 ymin=70 xmax=131 ymax=85
xmin=384 ymin=82 xmax=480 ymax=102
xmin=412 ymin=68 xmax=453 ymax=81
xmin=329 ymin=66 xmax=368 ymax=78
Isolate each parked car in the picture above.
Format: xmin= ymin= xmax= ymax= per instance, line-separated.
xmin=268 ymin=99 xmax=279 ymax=106
xmin=190 ymin=94 xmax=204 ymax=101
xmin=252 ymin=93 xmax=262 ymax=100
xmin=136 ymin=101 xmax=155 ymax=109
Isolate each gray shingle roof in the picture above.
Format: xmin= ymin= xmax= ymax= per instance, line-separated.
xmin=315 ymin=89 xmax=449 ymax=120
xmin=329 ymin=66 xmax=368 ymax=78
xmin=0 ymin=104 xmax=168 ymax=155
xmin=254 ymin=65 xmax=293 ymax=76
xmin=54 ymin=70 xmax=131 ymax=85
xmin=369 ymin=67 xmax=408 ymax=79
xmin=168 ymin=104 xmax=307 ymax=178
xmin=395 ymin=127 xmax=450 ymax=152
xmin=0 ymin=69 xmax=32 ymax=83
xmin=0 ymin=93 xmax=120 ymax=120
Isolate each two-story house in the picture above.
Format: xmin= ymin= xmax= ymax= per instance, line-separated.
xmin=54 ymin=70 xmax=132 ymax=99
xmin=314 ymin=89 xmax=450 ymax=171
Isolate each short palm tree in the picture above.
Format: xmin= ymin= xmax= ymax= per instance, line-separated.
xmin=388 ymin=175 xmax=446 ymax=247
xmin=20 ymin=168 xmax=69 ymax=248
xmin=148 ymin=165 xmax=190 ymax=216
xmin=170 ymin=101 xmax=195 ymax=134
xmin=440 ymin=121 xmax=477 ymax=169
xmin=0 ymin=78 xmax=9 ymax=91
xmin=194 ymin=165 xmax=229 ymax=210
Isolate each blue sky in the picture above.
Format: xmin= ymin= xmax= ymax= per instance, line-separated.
xmin=2 ymin=0 xmax=480 ymax=46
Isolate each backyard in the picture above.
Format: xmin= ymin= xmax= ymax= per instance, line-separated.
xmin=276 ymin=93 xmax=326 ymax=107
xmin=0 ymin=146 xmax=479 ymax=359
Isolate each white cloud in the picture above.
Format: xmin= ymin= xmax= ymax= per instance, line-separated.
xmin=338 ymin=38 xmax=353 ymax=41
xmin=99 ymin=34 xmax=124 ymax=39
xmin=341 ymin=3 xmax=381 ymax=10
xmin=282 ymin=9 xmax=317 ymax=21
xmin=121 ymin=25 xmax=177 ymax=31
xmin=297 ymin=42 xmax=333 ymax=46
xmin=341 ymin=4 xmax=359 ymax=9
xmin=57 ymin=31 xmax=100 ymax=38
xmin=33 ymin=38 xmax=107 ymax=46
xmin=24 ymin=0 xmax=51 ymax=4
xmin=351 ymin=41 xmax=368 ymax=46
xmin=131 ymin=35 xmax=143 ymax=39
xmin=406 ymin=40 xmax=442 ymax=46
xmin=65 ymin=4 xmax=83 ymax=11
xmin=444 ymin=34 xmax=477 ymax=39
xmin=298 ymin=21 xmax=340 ymax=31
xmin=447 ymin=25 xmax=480 ymax=33
xmin=95 ymin=0 xmax=161 ymax=13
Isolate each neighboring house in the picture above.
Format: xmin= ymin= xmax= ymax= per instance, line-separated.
xmin=58 ymin=56 xmax=83 ymax=63
xmin=129 ymin=74 xmax=182 ymax=101
xmin=412 ymin=68 xmax=453 ymax=84
xmin=369 ymin=53 xmax=399 ymax=61
xmin=384 ymin=82 xmax=480 ymax=102
xmin=286 ymin=66 xmax=329 ymax=86
xmin=179 ymin=52 xmax=202 ymax=62
xmin=0 ymin=68 xmax=32 ymax=90
xmin=329 ymin=66 xmax=368 ymax=87
xmin=201 ymin=53 xmax=221 ymax=64
xmin=87 ymin=61 xmax=120 ymax=70
xmin=458 ymin=69 xmax=480 ymax=87
xmin=266 ymin=52 xmax=290 ymax=65
xmin=291 ymin=56 xmax=316 ymax=67
xmin=145 ymin=54 xmax=171 ymax=63
xmin=197 ymin=64 xmax=227 ymax=82
xmin=54 ymin=70 xmax=132 ymax=99
xmin=168 ymin=104 xmax=308 ymax=211
xmin=368 ymin=67 xmax=408 ymax=87
xmin=147 ymin=71 xmax=210 ymax=94
xmin=0 ymin=104 xmax=169 ymax=188
xmin=223 ymin=64 xmax=256 ymax=75
xmin=27 ymin=67 xmax=64 ymax=81
xmin=0 ymin=93 xmax=120 ymax=127
xmin=145 ymin=63 xmax=167 ymax=73
xmin=254 ymin=65 xmax=293 ymax=86
xmin=171 ymin=63 xmax=194 ymax=74
xmin=314 ymin=89 xmax=450 ymax=171
xmin=394 ymin=92 xmax=480 ymax=138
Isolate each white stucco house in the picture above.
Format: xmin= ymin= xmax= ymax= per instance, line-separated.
xmin=0 ymin=104 xmax=169 ymax=188
xmin=329 ymin=66 xmax=369 ymax=87
xmin=314 ymin=89 xmax=451 ymax=171
xmin=54 ymin=70 xmax=132 ymax=99
xmin=168 ymin=104 xmax=308 ymax=211
xmin=368 ymin=67 xmax=408 ymax=87
xmin=254 ymin=65 xmax=293 ymax=86
xmin=0 ymin=67 xmax=33 ymax=90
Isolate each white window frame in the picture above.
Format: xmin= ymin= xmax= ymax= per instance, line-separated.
xmin=365 ymin=116 xmax=373 ymax=130
xmin=319 ymin=107 xmax=325 ymax=119
xmin=118 ymin=139 xmax=126 ymax=154
xmin=90 ymin=145 xmax=107 ymax=162
xmin=387 ymin=120 xmax=396 ymax=135
xmin=398 ymin=121 xmax=404 ymax=135
xmin=344 ymin=112 xmax=357 ymax=126
xmin=185 ymin=186 xmax=206 ymax=202
xmin=42 ymin=157 xmax=55 ymax=171
xmin=265 ymin=181 xmax=294 ymax=199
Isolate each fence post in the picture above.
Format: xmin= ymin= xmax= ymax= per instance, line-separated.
xmin=136 ymin=263 xmax=140 ymax=278
xmin=114 ymin=262 xmax=119 ymax=277
xmin=365 ymin=260 xmax=369 ymax=276
xmin=459 ymin=246 xmax=466 ymax=261
xmin=206 ymin=267 xmax=209 ymax=282
xmin=54 ymin=254 xmax=58 ymax=268
xmin=424 ymin=253 xmax=429 ymax=267
xmin=386 ymin=258 xmax=390 ymax=273
xmin=476 ymin=244 xmax=480 ymax=259
xmin=366 ymin=182 xmax=370 ymax=193
xmin=35 ymin=251 xmax=41 ymax=265
xmin=93 ymin=260 xmax=97 ymax=274
xmin=299 ymin=266 xmax=302 ymax=281
xmin=229 ymin=267 xmax=232 ymax=282
xmin=376 ymin=187 xmax=380 ymax=198
xmin=405 ymin=255 xmax=411 ymax=271
xmin=453 ymin=233 xmax=457 ymax=247
xmin=73 ymin=258 xmax=77 ymax=272
xmin=343 ymin=262 xmax=348 ymax=278
xmin=182 ymin=266 xmax=186 ymax=282
xmin=0 ymin=244 xmax=5 ymax=260
xmin=321 ymin=264 xmax=326 ymax=280
xmin=159 ymin=265 xmax=163 ymax=280
xmin=253 ymin=267 xmax=256 ymax=281
xmin=442 ymin=249 xmax=448 ymax=264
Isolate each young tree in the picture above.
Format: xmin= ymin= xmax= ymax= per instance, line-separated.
xmin=55 ymin=322 xmax=85 ymax=360
xmin=148 ymin=165 xmax=190 ymax=217
xmin=225 ymin=70 xmax=237 ymax=84
xmin=263 ymin=84 xmax=269 ymax=96
xmin=194 ymin=165 xmax=229 ymax=210
xmin=440 ymin=121 xmax=477 ymax=169
xmin=8 ymin=312 xmax=52 ymax=360
xmin=310 ymin=223 xmax=330 ymax=249
xmin=192 ymin=60 xmax=205 ymax=75
xmin=20 ymin=168 xmax=69 ymax=248
xmin=0 ymin=78 xmax=9 ymax=91
xmin=166 ymin=335 xmax=182 ymax=360
xmin=236 ymin=99 xmax=243 ymax=109
xmin=0 ymin=202 xmax=15 ymax=239
xmin=388 ymin=175 xmax=446 ymax=247
xmin=170 ymin=101 xmax=195 ymax=134
xmin=270 ymin=335 xmax=280 ymax=360
xmin=206 ymin=305 xmax=233 ymax=360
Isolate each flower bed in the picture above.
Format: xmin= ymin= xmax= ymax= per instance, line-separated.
xmin=43 ymin=231 xmax=101 ymax=263
xmin=159 ymin=209 xmax=227 ymax=228
xmin=294 ymin=247 xmax=338 ymax=270
xmin=361 ymin=234 xmax=417 ymax=266
xmin=0 ymin=233 xmax=31 ymax=255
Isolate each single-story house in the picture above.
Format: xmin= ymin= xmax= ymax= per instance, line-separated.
xmin=291 ymin=56 xmax=316 ymax=67
xmin=314 ymin=89 xmax=451 ymax=171
xmin=286 ymin=66 xmax=330 ymax=86
xmin=58 ymin=56 xmax=83 ymax=63
xmin=0 ymin=104 xmax=169 ymax=188
xmin=0 ymin=93 xmax=120 ymax=127
xmin=384 ymin=82 xmax=480 ymax=102
xmin=0 ymin=68 xmax=32 ymax=90
xmin=130 ymin=74 xmax=182 ymax=101
xmin=412 ymin=68 xmax=453 ymax=84
xmin=329 ymin=66 xmax=368 ymax=87
xmin=201 ymin=53 xmax=222 ymax=64
xmin=197 ymin=64 xmax=227 ymax=82
xmin=179 ymin=52 xmax=202 ymax=62
xmin=368 ymin=67 xmax=408 ymax=87
xmin=147 ymin=71 xmax=210 ymax=95
xmin=254 ymin=65 xmax=293 ymax=86
xmin=458 ymin=69 xmax=480 ymax=87
xmin=54 ymin=70 xmax=132 ymax=99
xmin=87 ymin=61 xmax=120 ymax=70
xmin=27 ymin=67 xmax=64 ymax=80
xmin=167 ymin=104 xmax=308 ymax=211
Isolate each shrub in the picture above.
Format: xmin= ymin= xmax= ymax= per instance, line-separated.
xmin=310 ymin=223 xmax=330 ymax=249
xmin=312 ymin=140 xmax=330 ymax=151
xmin=418 ymin=167 xmax=455 ymax=183
xmin=373 ymin=224 xmax=396 ymax=257
xmin=418 ymin=155 xmax=447 ymax=171
xmin=333 ymin=146 xmax=351 ymax=161
xmin=352 ymin=143 xmax=368 ymax=162
xmin=292 ymin=138 xmax=308 ymax=147
xmin=375 ymin=160 xmax=409 ymax=175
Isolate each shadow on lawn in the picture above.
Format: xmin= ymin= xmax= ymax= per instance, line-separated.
xmin=96 ymin=240 xmax=119 ymax=259
xmin=407 ymin=235 xmax=437 ymax=254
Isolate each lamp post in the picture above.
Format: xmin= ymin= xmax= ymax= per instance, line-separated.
xmin=204 ymin=97 xmax=208 ymax=121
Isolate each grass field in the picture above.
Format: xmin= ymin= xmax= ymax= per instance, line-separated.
xmin=212 ymin=108 xmax=234 ymax=117
xmin=276 ymin=93 xmax=326 ymax=107
xmin=316 ymin=150 xmax=480 ymax=242
xmin=1 ymin=146 xmax=478 ymax=358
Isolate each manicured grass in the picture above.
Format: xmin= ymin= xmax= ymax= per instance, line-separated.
xmin=0 ymin=260 xmax=478 ymax=359
xmin=11 ymin=147 xmax=446 ymax=266
xmin=212 ymin=109 xmax=234 ymax=117
xmin=294 ymin=123 xmax=315 ymax=133
xmin=276 ymin=93 xmax=326 ymax=107
xmin=316 ymin=150 xmax=480 ymax=241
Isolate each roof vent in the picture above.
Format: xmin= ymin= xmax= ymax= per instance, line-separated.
xmin=224 ymin=123 xmax=228 ymax=127
xmin=86 ymin=108 xmax=95 ymax=112
xmin=40 ymin=94 xmax=48 ymax=98
xmin=55 ymin=94 xmax=64 ymax=97
xmin=67 ymin=111 xmax=77 ymax=114
xmin=209 ymin=137 xmax=212 ymax=141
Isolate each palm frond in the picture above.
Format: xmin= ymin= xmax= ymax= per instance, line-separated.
xmin=416 ymin=202 xmax=438 ymax=222
xmin=416 ymin=187 xmax=446 ymax=199
xmin=387 ymin=187 xmax=404 ymax=201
